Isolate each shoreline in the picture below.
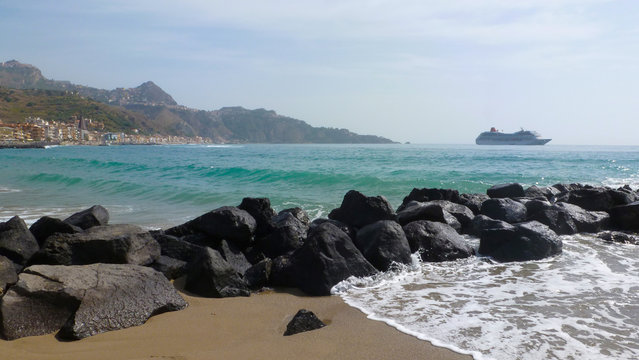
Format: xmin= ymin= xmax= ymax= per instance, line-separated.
xmin=2 ymin=289 xmax=472 ymax=360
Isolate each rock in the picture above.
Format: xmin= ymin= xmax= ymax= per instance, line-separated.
xmin=283 ymin=309 xmax=326 ymax=336
xmin=403 ymin=221 xmax=474 ymax=262
xmin=555 ymin=187 xmax=632 ymax=212
xmin=471 ymin=215 xmax=515 ymax=237
xmin=479 ymin=221 xmax=562 ymax=262
xmin=487 ymin=183 xmax=525 ymax=198
xmin=153 ymin=232 xmax=205 ymax=263
xmin=169 ymin=206 xmax=257 ymax=249
xmin=524 ymin=185 xmax=560 ymax=200
xmin=354 ymin=220 xmax=412 ymax=271
xmin=0 ymin=263 xmax=187 ymax=340
xmin=219 ymin=239 xmax=253 ymax=275
xmin=527 ymin=202 xmax=609 ymax=234
xmin=609 ymin=201 xmax=639 ymax=231
xmin=596 ymin=231 xmax=639 ymax=244
xmin=184 ymin=247 xmax=250 ymax=298
xmin=63 ymin=205 xmax=109 ymax=230
xmin=0 ymin=255 xmax=18 ymax=295
xmin=427 ymin=200 xmax=475 ymax=233
xmin=238 ymin=197 xmax=276 ymax=237
xmin=480 ymin=198 xmax=527 ymax=224
xmin=398 ymin=188 xmax=461 ymax=211
xmin=552 ymin=183 xmax=584 ymax=193
xmin=279 ymin=207 xmax=310 ymax=226
xmin=259 ymin=212 xmax=308 ymax=258
xmin=310 ymin=219 xmax=356 ymax=240
xmin=151 ymin=255 xmax=188 ymax=280
xmin=244 ymin=258 xmax=272 ymax=289
xmin=396 ymin=201 xmax=461 ymax=231
xmin=29 ymin=216 xmax=81 ymax=246
xmin=458 ymin=193 xmax=489 ymax=215
xmin=32 ymin=224 xmax=160 ymax=266
xmin=0 ymin=216 xmax=39 ymax=266
xmin=269 ymin=254 xmax=296 ymax=287
xmin=328 ymin=190 xmax=395 ymax=228
xmin=286 ymin=222 xmax=377 ymax=296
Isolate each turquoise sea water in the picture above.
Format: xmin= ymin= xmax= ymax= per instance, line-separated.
xmin=1 ymin=144 xmax=639 ymax=359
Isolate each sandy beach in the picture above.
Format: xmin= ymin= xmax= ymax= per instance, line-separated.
xmin=2 ymin=289 xmax=471 ymax=360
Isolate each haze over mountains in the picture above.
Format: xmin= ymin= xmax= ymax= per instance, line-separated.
xmin=0 ymin=60 xmax=394 ymax=144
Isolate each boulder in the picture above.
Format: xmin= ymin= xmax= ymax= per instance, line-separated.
xmin=0 ymin=216 xmax=39 ymax=266
xmin=479 ymin=221 xmax=562 ymax=262
xmin=328 ymin=190 xmax=395 ymax=228
xmin=398 ymin=188 xmax=461 ymax=211
xmin=596 ymin=231 xmax=639 ymax=245
xmin=487 ymin=183 xmax=525 ymax=198
xmin=354 ymin=220 xmax=412 ymax=271
xmin=396 ymin=201 xmax=461 ymax=230
xmin=480 ymin=198 xmax=527 ymax=224
xmin=458 ymin=193 xmax=489 ymax=215
xmin=527 ymin=202 xmax=609 ymax=234
xmin=269 ymin=254 xmax=296 ymax=287
xmin=152 ymin=232 xmax=205 ymax=263
xmin=555 ymin=187 xmax=631 ymax=212
xmin=524 ymin=185 xmax=560 ymax=200
xmin=32 ymin=224 xmax=160 ymax=266
xmin=427 ymin=200 xmax=475 ymax=232
xmin=169 ymin=206 xmax=257 ymax=249
xmin=29 ymin=216 xmax=81 ymax=246
xmin=63 ymin=205 xmax=109 ymax=230
xmin=310 ymin=219 xmax=356 ymax=240
xmin=609 ymin=201 xmax=639 ymax=231
xmin=403 ymin=221 xmax=474 ymax=262
xmin=238 ymin=197 xmax=276 ymax=237
xmin=185 ymin=247 xmax=250 ymax=298
xmin=279 ymin=207 xmax=310 ymax=226
xmin=219 ymin=239 xmax=253 ymax=275
xmin=283 ymin=309 xmax=326 ymax=336
xmin=151 ymin=255 xmax=188 ymax=280
xmin=0 ymin=264 xmax=187 ymax=340
xmin=0 ymin=255 xmax=18 ymax=295
xmin=470 ymin=215 xmax=514 ymax=237
xmin=244 ymin=258 xmax=273 ymax=289
xmin=285 ymin=222 xmax=377 ymax=296
xmin=259 ymin=212 xmax=308 ymax=258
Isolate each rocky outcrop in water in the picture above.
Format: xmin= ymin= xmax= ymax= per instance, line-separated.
xmin=1 ymin=182 xmax=639 ymax=341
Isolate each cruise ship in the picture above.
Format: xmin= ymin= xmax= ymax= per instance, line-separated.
xmin=475 ymin=127 xmax=551 ymax=145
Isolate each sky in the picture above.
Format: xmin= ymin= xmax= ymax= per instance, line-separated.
xmin=1 ymin=0 xmax=639 ymax=145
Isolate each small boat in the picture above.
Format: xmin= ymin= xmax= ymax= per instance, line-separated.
xmin=476 ymin=127 xmax=551 ymax=145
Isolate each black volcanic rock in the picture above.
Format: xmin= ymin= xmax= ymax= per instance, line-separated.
xmin=279 ymin=207 xmax=310 ymax=226
xmin=244 ymin=258 xmax=273 ymax=289
xmin=284 ymin=222 xmax=377 ymax=296
xmin=525 ymin=185 xmax=560 ymax=200
xmin=259 ymin=212 xmax=308 ymax=258
xmin=555 ymin=187 xmax=634 ymax=212
xmin=398 ymin=188 xmax=461 ymax=211
xmin=185 ymin=247 xmax=250 ymax=298
xmin=32 ymin=224 xmax=160 ymax=266
xmin=480 ymin=198 xmax=527 ymax=224
xmin=354 ymin=220 xmax=412 ymax=271
xmin=63 ymin=205 xmax=110 ymax=230
xmin=479 ymin=221 xmax=562 ymax=262
xmin=458 ymin=193 xmax=489 ymax=215
xmin=29 ymin=216 xmax=81 ymax=246
xmin=0 ymin=216 xmax=39 ymax=266
xmin=396 ymin=201 xmax=461 ymax=230
xmin=0 ymin=255 xmax=18 ymax=294
xmin=329 ymin=190 xmax=396 ymax=229
xmin=283 ymin=309 xmax=326 ymax=336
xmin=487 ymin=183 xmax=525 ymax=199
xmin=238 ymin=197 xmax=276 ymax=237
xmin=609 ymin=201 xmax=639 ymax=230
xmin=403 ymin=221 xmax=474 ymax=262
xmin=527 ymin=202 xmax=609 ymax=234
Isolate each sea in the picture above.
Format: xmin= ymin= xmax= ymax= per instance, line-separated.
xmin=1 ymin=143 xmax=638 ymax=360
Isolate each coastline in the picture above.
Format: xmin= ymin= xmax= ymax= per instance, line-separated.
xmin=1 ymin=289 xmax=472 ymax=360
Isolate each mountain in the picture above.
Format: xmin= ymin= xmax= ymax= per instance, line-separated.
xmin=0 ymin=60 xmax=395 ymax=143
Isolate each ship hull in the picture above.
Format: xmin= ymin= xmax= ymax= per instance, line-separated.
xmin=475 ymin=138 xmax=551 ymax=145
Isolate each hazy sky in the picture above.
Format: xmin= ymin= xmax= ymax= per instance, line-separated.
xmin=2 ymin=0 xmax=639 ymax=145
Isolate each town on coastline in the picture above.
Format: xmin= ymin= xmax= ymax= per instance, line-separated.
xmin=0 ymin=115 xmax=211 ymax=148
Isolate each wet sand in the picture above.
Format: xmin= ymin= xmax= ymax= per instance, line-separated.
xmin=2 ymin=290 xmax=472 ymax=360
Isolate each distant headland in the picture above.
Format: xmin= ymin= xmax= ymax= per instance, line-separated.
xmin=0 ymin=60 xmax=396 ymax=145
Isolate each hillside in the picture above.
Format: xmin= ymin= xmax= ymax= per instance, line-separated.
xmin=0 ymin=88 xmax=152 ymax=133
xmin=0 ymin=60 xmax=395 ymax=143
